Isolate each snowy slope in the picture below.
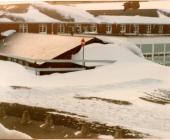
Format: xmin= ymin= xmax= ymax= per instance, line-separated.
xmin=0 ymin=123 xmax=32 ymax=139
xmin=0 ymin=36 xmax=170 ymax=138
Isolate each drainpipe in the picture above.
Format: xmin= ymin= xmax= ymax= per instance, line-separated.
xmin=51 ymin=23 xmax=54 ymax=34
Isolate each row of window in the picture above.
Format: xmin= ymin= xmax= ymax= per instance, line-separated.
xmin=58 ymin=24 xmax=98 ymax=33
xmin=120 ymin=24 xmax=164 ymax=34
xmin=18 ymin=24 xmax=166 ymax=35
xmin=137 ymin=43 xmax=170 ymax=65
xmin=137 ymin=43 xmax=170 ymax=54
xmin=59 ymin=24 xmax=164 ymax=34
xmin=19 ymin=24 xmax=47 ymax=33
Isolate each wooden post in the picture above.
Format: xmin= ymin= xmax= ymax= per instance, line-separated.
xmin=40 ymin=114 xmax=55 ymax=130
xmin=20 ymin=110 xmax=32 ymax=125
xmin=114 ymin=126 xmax=124 ymax=139
xmin=81 ymin=38 xmax=85 ymax=67
xmin=81 ymin=123 xmax=90 ymax=137
xmin=0 ymin=105 xmax=7 ymax=119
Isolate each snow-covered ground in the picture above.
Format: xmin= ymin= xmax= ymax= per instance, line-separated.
xmin=0 ymin=36 xmax=170 ymax=138
xmin=0 ymin=123 xmax=32 ymax=139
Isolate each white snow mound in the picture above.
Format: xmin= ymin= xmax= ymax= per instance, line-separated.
xmin=0 ymin=123 xmax=32 ymax=139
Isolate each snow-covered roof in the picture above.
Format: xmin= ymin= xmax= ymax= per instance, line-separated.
xmin=74 ymin=1 xmax=170 ymax=10
xmin=1 ymin=30 xmax=16 ymax=37
xmin=0 ymin=17 xmax=13 ymax=22
xmin=32 ymin=2 xmax=100 ymax=23
xmin=97 ymin=14 xmax=170 ymax=24
xmin=5 ymin=6 xmax=60 ymax=22
xmin=0 ymin=2 xmax=170 ymax=24
xmin=0 ymin=33 xmax=93 ymax=61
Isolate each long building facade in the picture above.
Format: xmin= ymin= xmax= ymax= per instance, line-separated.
xmin=0 ymin=22 xmax=170 ymax=39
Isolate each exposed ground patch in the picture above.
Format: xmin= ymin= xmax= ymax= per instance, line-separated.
xmin=10 ymin=86 xmax=32 ymax=90
xmin=0 ymin=102 xmax=147 ymax=139
xmin=140 ymin=89 xmax=170 ymax=105
xmin=75 ymin=96 xmax=132 ymax=105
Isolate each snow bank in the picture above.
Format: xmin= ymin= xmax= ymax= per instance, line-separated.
xmin=0 ymin=123 xmax=32 ymax=139
xmin=72 ymin=38 xmax=143 ymax=66
xmin=33 ymin=2 xmax=99 ymax=23
xmin=0 ymin=36 xmax=168 ymax=87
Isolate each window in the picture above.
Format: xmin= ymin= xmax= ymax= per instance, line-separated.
xmin=154 ymin=44 xmax=164 ymax=63
xmin=39 ymin=24 xmax=47 ymax=33
xmin=154 ymin=44 xmax=164 ymax=53
xmin=19 ymin=24 xmax=28 ymax=33
xmin=133 ymin=25 xmax=139 ymax=34
xmin=165 ymin=44 xmax=170 ymax=52
xmin=58 ymin=24 xmax=65 ymax=33
xmin=82 ymin=26 xmax=88 ymax=33
xmin=141 ymin=44 xmax=152 ymax=53
xmin=106 ymin=24 xmax=112 ymax=34
xmin=158 ymin=25 xmax=163 ymax=34
xmin=90 ymin=24 xmax=97 ymax=33
xmin=120 ymin=25 xmax=126 ymax=34
xmin=75 ymin=24 xmax=81 ymax=33
xmin=141 ymin=44 xmax=153 ymax=61
xmin=146 ymin=25 xmax=151 ymax=34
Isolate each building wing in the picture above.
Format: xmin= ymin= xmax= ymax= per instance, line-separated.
xmin=0 ymin=33 xmax=93 ymax=61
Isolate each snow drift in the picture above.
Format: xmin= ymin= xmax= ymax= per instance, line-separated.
xmin=0 ymin=123 xmax=32 ymax=139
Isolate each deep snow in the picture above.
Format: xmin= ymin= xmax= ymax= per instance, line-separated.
xmin=0 ymin=36 xmax=170 ymax=138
